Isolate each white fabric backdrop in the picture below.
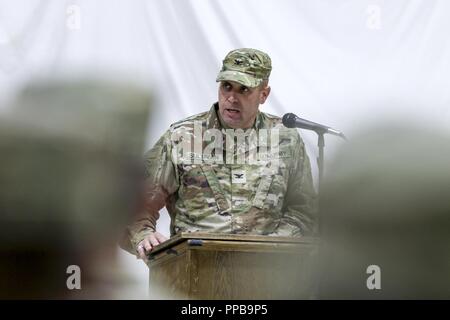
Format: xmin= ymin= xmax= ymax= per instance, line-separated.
xmin=1 ymin=0 xmax=449 ymax=297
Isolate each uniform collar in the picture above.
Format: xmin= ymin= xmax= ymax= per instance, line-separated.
xmin=207 ymin=102 xmax=264 ymax=130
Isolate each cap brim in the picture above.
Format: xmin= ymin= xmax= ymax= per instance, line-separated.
xmin=216 ymin=70 xmax=262 ymax=88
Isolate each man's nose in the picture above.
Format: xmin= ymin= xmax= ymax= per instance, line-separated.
xmin=227 ymin=93 xmax=238 ymax=103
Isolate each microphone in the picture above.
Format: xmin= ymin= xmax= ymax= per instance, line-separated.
xmin=282 ymin=113 xmax=346 ymax=139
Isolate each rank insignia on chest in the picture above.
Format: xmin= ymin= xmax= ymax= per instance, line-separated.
xmin=231 ymin=169 xmax=246 ymax=184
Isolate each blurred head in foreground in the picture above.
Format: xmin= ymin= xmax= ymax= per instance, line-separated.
xmin=0 ymin=79 xmax=151 ymax=299
xmin=318 ymin=122 xmax=450 ymax=299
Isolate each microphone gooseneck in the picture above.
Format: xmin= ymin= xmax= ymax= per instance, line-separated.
xmin=282 ymin=112 xmax=346 ymax=140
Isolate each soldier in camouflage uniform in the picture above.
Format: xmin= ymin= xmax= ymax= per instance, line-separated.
xmin=121 ymin=48 xmax=317 ymax=260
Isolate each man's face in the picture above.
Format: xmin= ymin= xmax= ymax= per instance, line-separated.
xmin=218 ymin=81 xmax=271 ymax=129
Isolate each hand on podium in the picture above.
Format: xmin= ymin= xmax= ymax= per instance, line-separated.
xmin=136 ymin=231 xmax=168 ymax=261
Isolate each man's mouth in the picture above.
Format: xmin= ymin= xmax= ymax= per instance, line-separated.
xmin=225 ymin=108 xmax=240 ymax=114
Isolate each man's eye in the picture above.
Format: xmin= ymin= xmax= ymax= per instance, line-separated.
xmin=223 ymin=83 xmax=232 ymax=91
xmin=240 ymin=86 xmax=249 ymax=93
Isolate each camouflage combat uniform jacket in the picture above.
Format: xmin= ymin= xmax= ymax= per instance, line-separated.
xmin=123 ymin=103 xmax=317 ymax=252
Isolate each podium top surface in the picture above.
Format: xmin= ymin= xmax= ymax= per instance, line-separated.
xmin=148 ymin=232 xmax=316 ymax=256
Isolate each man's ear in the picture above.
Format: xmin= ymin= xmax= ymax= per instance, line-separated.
xmin=259 ymin=86 xmax=271 ymax=104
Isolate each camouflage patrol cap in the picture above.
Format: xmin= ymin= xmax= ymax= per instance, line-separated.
xmin=216 ymin=48 xmax=272 ymax=88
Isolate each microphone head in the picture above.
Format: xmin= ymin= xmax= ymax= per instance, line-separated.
xmin=282 ymin=113 xmax=297 ymax=128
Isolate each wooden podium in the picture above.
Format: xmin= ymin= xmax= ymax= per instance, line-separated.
xmin=146 ymin=232 xmax=318 ymax=299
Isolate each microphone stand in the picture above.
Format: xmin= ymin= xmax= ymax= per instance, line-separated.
xmin=317 ymin=131 xmax=325 ymax=193
xmin=313 ymin=129 xmax=346 ymax=193
xmin=311 ymin=129 xmax=345 ymax=239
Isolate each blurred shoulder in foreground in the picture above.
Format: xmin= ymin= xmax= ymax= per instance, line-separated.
xmin=319 ymin=121 xmax=450 ymax=299
xmin=0 ymin=78 xmax=152 ymax=299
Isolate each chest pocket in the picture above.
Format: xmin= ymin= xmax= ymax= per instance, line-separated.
xmin=252 ymin=149 xmax=291 ymax=210
xmin=179 ymin=165 xmax=211 ymax=211
xmin=178 ymin=164 xmax=230 ymax=214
